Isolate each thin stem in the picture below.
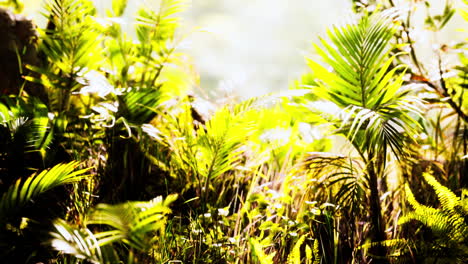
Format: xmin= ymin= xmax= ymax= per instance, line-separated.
xmin=417 ymin=54 xmax=468 ymax=123
xmin=389 ymin=0 xmax=425 ymax=75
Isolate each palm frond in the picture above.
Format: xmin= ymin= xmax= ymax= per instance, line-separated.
xmin=50 ymin=195 xmax=177 ymax=262
xmin=27 ymin=0 xmax=101 ymax=112
xmin=231 ymin=89 xmax=311 ymax=115
xmin=85 ymin=194 xmax=177 ymax=251
xmin=118 ymin=87 xmax=164 ymax=124
xmin=0 ymin=161 xmax=90 ymax=222
xmin=300 ymin=153 xmax=366 ymax=209
xmin=41 ymin=0 xmax=99 ymax=74
xmin=136 ymin=0 xmax=188 ymax=44
xmin=0 ymin=96 xmax=52 ymax=153
xmin=196 ymin=107 xmax=245 ymax=180
xmin=111 ymin=0 xmax=128 ymax=17
xmin=308 ymin=10 xmax=422 ymax=159
xmin=310 ymin=10 xmax=401 ymax=109
xmin=50 ymin=219 xmax=105 ymax=264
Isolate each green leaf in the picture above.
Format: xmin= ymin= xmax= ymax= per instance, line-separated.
xmin=0 ymin=162 xmax=90 ymax=222
xmin=251 ymin=238 xmax=275 ymax=264
xmin=86 ymin=195 xmax=177 ymax=251
xmin=112 ymin=0 xmax=127 ymax=16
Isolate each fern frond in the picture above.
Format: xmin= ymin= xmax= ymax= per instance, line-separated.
xmin=401 ymin=182 xmax=468 ymax=242
xmin=396 ymin=174 xmax=468 ymax=260
xmin=360 ymin=238 xmax=409 ymax=251
xmin=402 ymin=184 xmax=440 ymax=216
xmin=400 ymin=210 xmax=453 ymax=235
xmin=250 ymin=238 xmax=275 ymax=264
xmin=360 ymin=238 xmax=414 ymax=262
xmin=287 ymin=234 xmax=306 ymax=264
xmin=423 ymin=172 xmax=460 ymax=211
xmin=313 ymin=239 xmax=321 ymax=264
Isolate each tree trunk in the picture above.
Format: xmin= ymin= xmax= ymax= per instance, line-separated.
xmin=367 ymin=157 xmax=388 ymax=263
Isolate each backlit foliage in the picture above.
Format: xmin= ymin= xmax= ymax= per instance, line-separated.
xmin=0 ymin=0 xmax=467 ymax=263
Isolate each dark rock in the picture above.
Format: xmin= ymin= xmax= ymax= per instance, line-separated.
xmin=0 ymin=8 xmax=44 ymax=100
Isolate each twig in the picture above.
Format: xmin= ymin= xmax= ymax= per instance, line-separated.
xmin=417 ymin=54 xmax=468 ymax=123
xmin=389 ymin=0 xmax=426 ymax=75
xmin=388 ymin=0 xmax=468 ymax=122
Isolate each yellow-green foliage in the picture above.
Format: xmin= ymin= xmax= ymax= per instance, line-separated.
xmin=0 ymin=162 xmax=90 ymax=222
xmin=287 ymin=234 xmax=306 ymax=264
xmin=287 ymin=235 xmax=320 ymax=264
xmin=4 ymin=0 xmax=468 ymax=263
xmin=50 ymin=194 xmax=178 ymax=263
xmin=399 ymin=172 xmax=468 ymax=261
xmin=250 ymin=238 xmax=275 ymax=264
xmin=308 ymin=239 xmax=320 ymax=264
xmin=363 ymin=173 xmax=468 ymax=262
xmin=400 ymin=173 xmax=467 ymax=242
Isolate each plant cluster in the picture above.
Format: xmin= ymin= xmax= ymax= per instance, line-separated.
xmin=0 ymin=0 xmax=467 ymax=263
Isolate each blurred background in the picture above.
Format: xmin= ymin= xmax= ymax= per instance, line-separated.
xmin=183 ymin=0 xmax=353 ymax=99
xmin=17 ymin=0 xmax=468 ymax=99
xmin=17 ymin=0 xmax=353 ymax=99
